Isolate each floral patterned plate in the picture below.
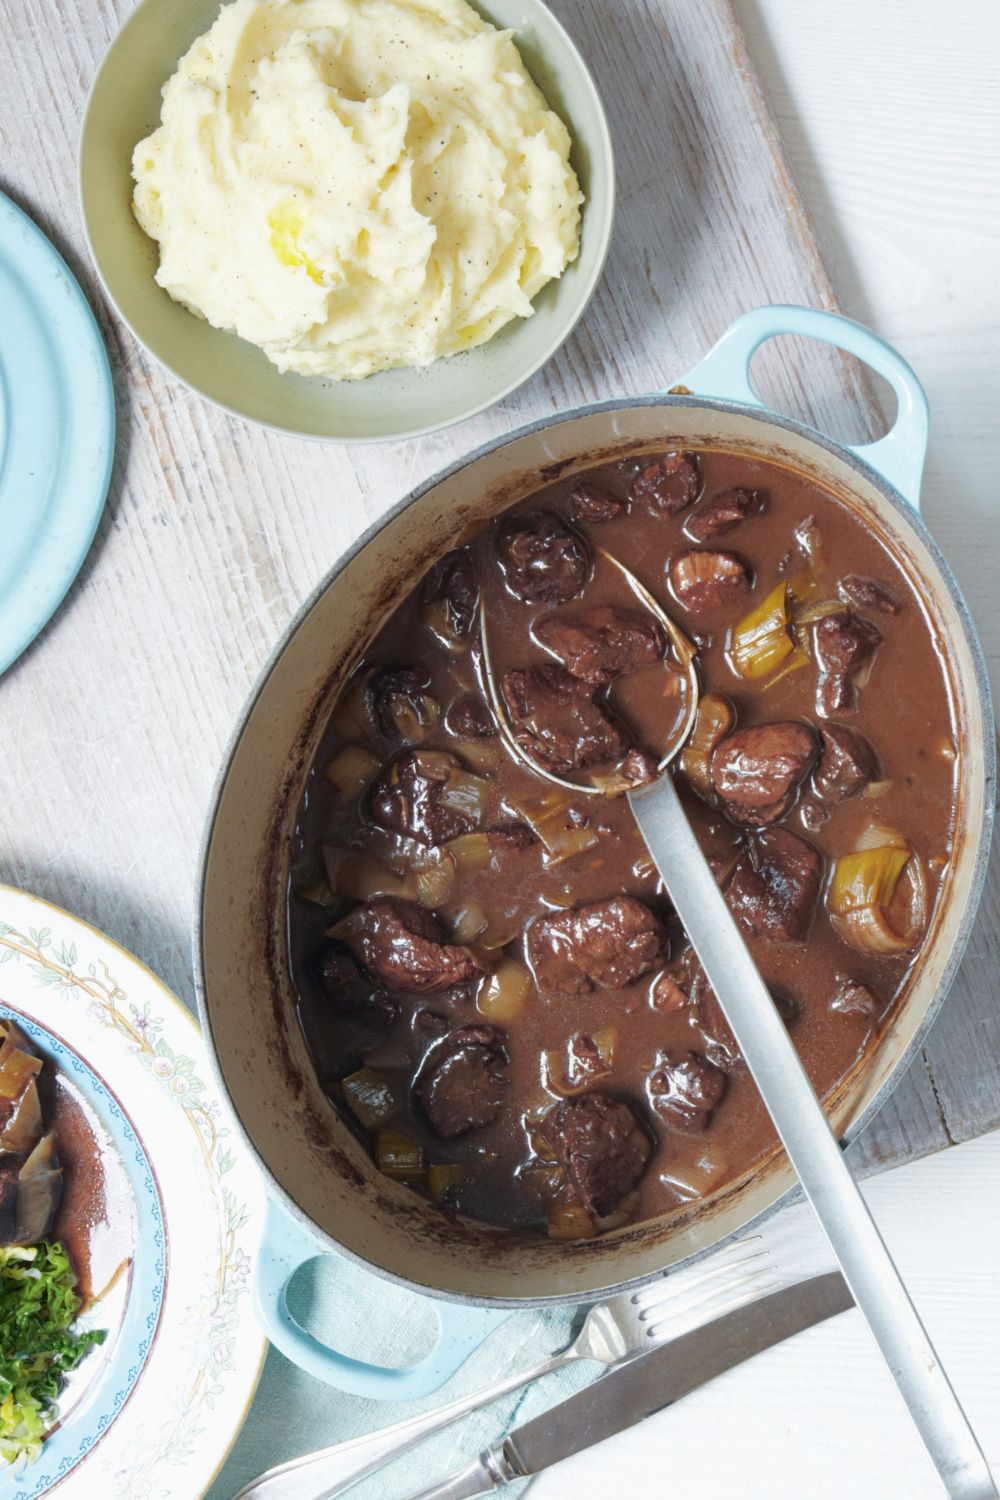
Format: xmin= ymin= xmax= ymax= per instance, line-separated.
xmin=0 ymin=884 xmax=267 ymax=1498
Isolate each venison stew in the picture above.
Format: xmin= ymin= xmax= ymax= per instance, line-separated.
xmin=286 ymin=445 xmax=960 ymax=1241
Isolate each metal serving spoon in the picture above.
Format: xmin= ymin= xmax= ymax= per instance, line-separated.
xmin=479 ymin=557 xmax=997 ymax=1500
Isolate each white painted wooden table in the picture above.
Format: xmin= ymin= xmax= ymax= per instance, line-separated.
xmin=531 ymin=1127 xmax=1000 ymax=1500
xmin=0 ymin=0 xmax=998 ymax=1492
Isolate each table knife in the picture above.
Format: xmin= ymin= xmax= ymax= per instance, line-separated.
xmin=406 ymin=1271 xmax=853 ymax=1500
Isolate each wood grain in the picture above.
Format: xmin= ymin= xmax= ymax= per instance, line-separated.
xmin=0 ymin=0 xmax=992 ymax=1199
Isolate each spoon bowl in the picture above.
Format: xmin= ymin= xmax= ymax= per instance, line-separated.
xmin=477 ymin=545 xmax=700 ymax=795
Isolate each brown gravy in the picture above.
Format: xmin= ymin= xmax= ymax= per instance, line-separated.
xmin=286 ymin=445 xmax=958 ymax=1236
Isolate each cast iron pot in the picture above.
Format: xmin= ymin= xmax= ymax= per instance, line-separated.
xmin=195 ymin=306 xmax=995 ymax=1400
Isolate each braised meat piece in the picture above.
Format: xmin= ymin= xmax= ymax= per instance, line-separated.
xmin=496 ymin=511 xmax=590 ymax=605
xmin=813 ymin=723 xmax=879 ymax=803
xmin=726 ymin=828 xmax=823 ymax=942
xmin=564 ymin=1033 xmax=613 ymax=1089
xmin=648 ymin=1051 xmax=727 ymax=1132
xmin=540 ymin=1093 xmax=652 ymax=1216
xmin=831 ymin=980 xmax=880 ymax=1018
xmin=813 ymin=609 xmax=882 ymax=717
xmin=631 ymin=452 xmax=701 ymax=515
xmin=570 ymin=482 xmax=627 ymax=525
xmin=370 ymin=667 xmax=439 ymax=742
xmin=651 ymin=968 xmax=691 ymax=1013
xmin=316 ymin=941 xmax=395 ymax=1025
xmin=370 ymin=748 xmax=478 ymax=846
xmin=502 ymin=664 xmax=628 ymax=774
xmin=839 ymin=575 xmax=901 ymax=617
xmin=421 ymin=548 xmax=479 ymax=638
xmin=711 ymin=721 xmax=819 ymax=827
xmin=526 ymin=896 xmax=667 ymax=997
xmin=535 ymin=606 xmax=666 ymax=686
xmin=669 ymin=550 xmax=751 ymax=614
xmin=685 ymin=486 xmax=765 ymax=542
xmin=416 ymin=1025 xmax=508 ymax=1138
xmin=692 ymin=982 xmax=797 ymax=1071
xmin=619 ymin=746 xmax=660 ymax=786
xmin=342 ymin=898 xmax=482 ymax=994
xmin=445 ymin=694 xmax=495 ymax=740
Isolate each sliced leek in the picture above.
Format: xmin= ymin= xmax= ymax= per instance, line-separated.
xmin=827 ymin=837 xmax=924 ymax=955
xmin=376 ymin=1129 xmax=425 ymax=1180
xmin=342 ymin=1068 xmax=401 ymax=1130
xmin=478 ymin=959 xmax=533 ymax=1022
xmin=728 ymin=583 xmax=794 ymax=681
xmin=680 ymin=692 xmax=734 ymax=795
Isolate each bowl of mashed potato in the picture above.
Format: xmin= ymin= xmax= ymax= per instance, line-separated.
xmin=80 ymin=0 xmax=614 ymax=441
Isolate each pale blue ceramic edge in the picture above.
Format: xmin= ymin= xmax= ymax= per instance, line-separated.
xmin=677 ymin=303 xmax=931 ymax=509
xmin=0 ymin=193 xmax=115 ymax=679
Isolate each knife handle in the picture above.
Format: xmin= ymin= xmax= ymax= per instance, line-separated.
xmin=406 ymin=1445 xmax=516 ymax=1500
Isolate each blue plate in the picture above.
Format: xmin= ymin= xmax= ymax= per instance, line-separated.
xmin=0 ymin=1007 xmax=165 ymax=1500
xmin=0 ymin=193 xmax=114 ymax=677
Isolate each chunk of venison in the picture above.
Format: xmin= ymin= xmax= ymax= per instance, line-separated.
xmin=813 ymin=610 xmax=882 ymax=717
xmin=370 ymin=667 xmax=438 ymax=742
xmin=570 ymin=482 xmax=627 ymax=525
xmin=421 ymin=548 xmax=479 ymax=638
xmin=342 ymin=898 xmax=482 ymax=994
xmin=686 ymin=486 xmax=765 ymax=542
xmin=813 ymin=723 xmax=880 ymax=803
xmin=315 ymin=941 xmax=395 ymax=1025
xmin=648 ymin=1051 xmax=727 ymax=1132
xmin=726 ymin=828 xmax=823 ymax=942
xmin=831 ymin=980 xmax=881 ymax=1018
xmin=416 ymin=1025 xmax=508 ymax=1138
xmin=497 ymin=511 xmax=590 ymax=605
xmin=690 ymin=974 xmax=797 ymax=1072
xmin=535 ymin=606 xmax=666 ymax=686
xmin=839 ymin=575 xmax=901 ymax=617
xmin=669 ymin=550 xmax=751 ymax=614
xmin=711 ymin=721 xmax=818 ymax=827
xmin=631 ymin=452 xmax=701 ymax=515
xmin=526 ymin=896 xmax=667 ymax=997
xmin=445 ymin=694 xmax=496 ymax=740
xmin=541 ymin=1092 xmax=652 ymax=1216
xmin=502 ymin=664 xmax=628 ymax=774
xmin=370 ymin=749 xmax=476 ymax=846
xmin=618 ymin=746 xmax=660 ymax=787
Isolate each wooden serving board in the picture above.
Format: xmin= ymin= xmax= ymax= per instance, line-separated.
xmin=0 ymin=0 xmax=997 ymax=1207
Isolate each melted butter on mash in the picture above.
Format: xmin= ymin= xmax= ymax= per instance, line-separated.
xmin=132 ymin=0 xmax=584 ymax=380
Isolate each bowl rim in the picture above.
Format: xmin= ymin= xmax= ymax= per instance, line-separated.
xmin=193 ymin=389 xmax=996 ymax=1308
xmin=77 ymin=0 xmax=617 ymax=443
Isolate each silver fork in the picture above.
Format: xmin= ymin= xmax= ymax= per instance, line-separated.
xmin=233 ymin=1238 xmax=780 ymax=1500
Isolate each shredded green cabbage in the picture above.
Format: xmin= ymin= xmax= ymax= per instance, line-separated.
xmin=0 ymin=1243 xmax=106 ymax=1466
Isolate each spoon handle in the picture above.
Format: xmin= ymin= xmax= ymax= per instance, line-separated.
xmin=628 ymin=774 xmax=996 ymax=1500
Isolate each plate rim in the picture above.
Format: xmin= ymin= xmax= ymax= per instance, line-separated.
xmin=0 ymin=881 xmax=268 ymax=1498
xmin=0 ymin=192 xmax=115 ymax=676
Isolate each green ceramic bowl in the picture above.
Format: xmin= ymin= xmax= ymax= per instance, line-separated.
xmin=79 ymin=0 xmax=614 ymax=443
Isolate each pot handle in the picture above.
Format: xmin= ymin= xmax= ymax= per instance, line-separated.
xmin=253 ymin=1197 xmax=509 ymax=1399
xmin=675 ymin=305 xmax=929 ymax=511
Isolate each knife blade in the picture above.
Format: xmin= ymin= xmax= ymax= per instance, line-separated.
xmin=406 ymin=1272 xmax=853 ymax=1500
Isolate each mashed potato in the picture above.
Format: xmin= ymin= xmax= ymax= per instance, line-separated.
xmin=132 ymin=0 xmax=583 ymax=380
